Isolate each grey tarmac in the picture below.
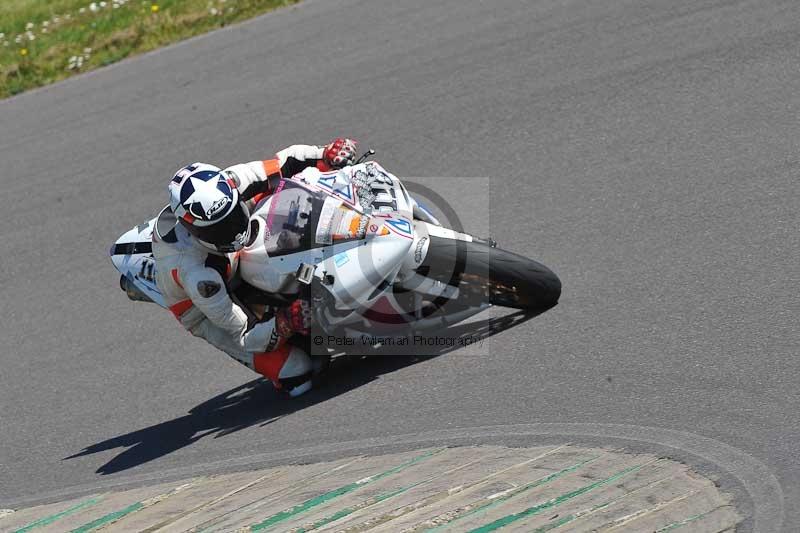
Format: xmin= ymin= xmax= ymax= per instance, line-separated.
xmin=0 ymin=0 xmax=797 ymax=531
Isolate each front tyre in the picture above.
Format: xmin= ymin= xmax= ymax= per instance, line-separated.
xmin=418 ymin=236 xmax=561 ymax=311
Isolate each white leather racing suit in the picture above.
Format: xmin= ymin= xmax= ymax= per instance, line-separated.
xmin=152 ymin=145 xmax=328 ymax=396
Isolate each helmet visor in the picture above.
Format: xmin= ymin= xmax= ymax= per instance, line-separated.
xmin=186 ymin=201 xmax=251 ymax=252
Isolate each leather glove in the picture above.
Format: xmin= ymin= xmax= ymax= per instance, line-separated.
xmin=275 ymin=299 xmax=313 ymax=338
xmin=322 ymin=138 xmax=358 ymax=169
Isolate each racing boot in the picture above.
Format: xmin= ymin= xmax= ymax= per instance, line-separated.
xmin=253 ymin=344 xmax=313 ymax=397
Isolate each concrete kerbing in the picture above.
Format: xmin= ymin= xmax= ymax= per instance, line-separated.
xmin=3 ymin=445 xmax=742 ymax=532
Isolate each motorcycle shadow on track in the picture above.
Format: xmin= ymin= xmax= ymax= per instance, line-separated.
xmin=65 ymin=309 xmax=546 ymax=476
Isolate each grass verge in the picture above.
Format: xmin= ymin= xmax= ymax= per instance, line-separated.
xmin=0 ymin=0 xmax=299 ymax=99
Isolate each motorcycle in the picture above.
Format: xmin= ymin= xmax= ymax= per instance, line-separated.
xmin=110 ymin=156 xmax=561 ymax=354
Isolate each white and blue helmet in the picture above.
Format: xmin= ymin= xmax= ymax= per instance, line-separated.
xmin=169 ymin=162 xmax=250 ymax=253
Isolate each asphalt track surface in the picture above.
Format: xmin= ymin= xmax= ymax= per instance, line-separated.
xmin=0 ymin=0 xmax=798 ymax=530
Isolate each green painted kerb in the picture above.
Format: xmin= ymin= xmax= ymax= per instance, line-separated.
xmin=249 ymin=449 xmax=443 ymax=531
xmin=655 ymin=509 xmax=720 ymax=532
xmin=13 ymin=497 xmax=101 ymax=533
xmin=295 ymin=486 xmax=407 ymax=532
xmin=468 ymin=463 xmax=645 ymax=532
xmin=529 ymin=463 xmax=668 ymax=532
xmin=295 ymin=481 xmax=424 ymax=532
xmin=70 ymin=501 xmax=144 ymax=533
xmin=425 ymin=456 xmax=598 ymax=532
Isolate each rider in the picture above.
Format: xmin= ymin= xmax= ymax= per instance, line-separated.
xmin=152 ymin=138 xmax=358 ymax=397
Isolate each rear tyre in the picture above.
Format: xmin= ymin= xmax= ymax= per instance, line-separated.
xmin=418 ymin=236 xmax=561 ymax=311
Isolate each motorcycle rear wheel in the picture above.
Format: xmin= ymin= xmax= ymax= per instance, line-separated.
xmin=418 ymin=236 xmax=561 ymax=311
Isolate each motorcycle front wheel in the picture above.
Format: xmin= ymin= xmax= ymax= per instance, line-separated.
xmin=417 ymin=236 xmax=561 ymax=311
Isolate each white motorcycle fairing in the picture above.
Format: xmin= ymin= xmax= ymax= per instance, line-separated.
xmin=110 ymin=219 xmax=164 ymax=307
xmin=109 ymin=161 xmax=493 ymax=339
xmin=109 ymin=142 xmax=565 ymax=373
xmin=237 ymin=163 xmax=487 ymax=335
xmin=240 ymin=165 xmax=414 ymax=302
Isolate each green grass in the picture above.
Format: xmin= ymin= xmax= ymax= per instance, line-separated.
xmin=0 ymin=0 xmax=299 ymax=98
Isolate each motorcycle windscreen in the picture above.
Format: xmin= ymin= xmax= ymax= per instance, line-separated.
xmin=262 ymin=180 xmax=365 ymax=257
